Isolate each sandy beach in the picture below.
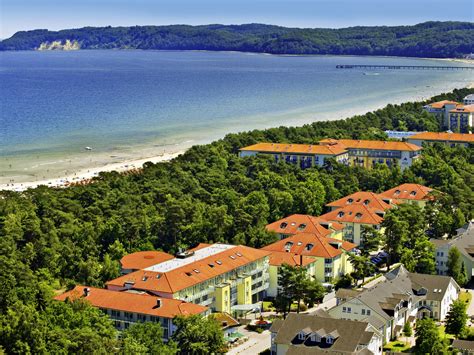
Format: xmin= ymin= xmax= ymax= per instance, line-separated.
xmin=0 ymin=151 xmax=184 ymax=192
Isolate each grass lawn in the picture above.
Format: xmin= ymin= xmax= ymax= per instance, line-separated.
xmin=383 ymin=340 xmax=411 ymax=352
xmin=262 ymin=301 xmax=275 ymax=312
xmin=459 ymin=290 xmax=472 ymax=307
xmin=438 ymin=325 xmax=456 ymax=340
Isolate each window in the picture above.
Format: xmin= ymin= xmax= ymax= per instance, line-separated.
xmin=111 ymin=310 xmax=120 ymax=318
xmin=347 ymin=307 xmax=352 ymax=313
xmin=362 ymin=309 xmax=366 ymax=315
xmin=298 ymin=223 xmax=307 ymax=230
xmin=337 ymin=211 xmax=344 ymax=218
xmin=342 ymin=307 xmax=346 ymax=313
xmin=298 ymin=332 xmax=305 ymax=340
xmin=326 ymin=336 xmax=333 ymax=344
xmin=367 ymin=310 xmax=371 ymax=316
xmin=306 ymin=243 xmax=314 ymax=251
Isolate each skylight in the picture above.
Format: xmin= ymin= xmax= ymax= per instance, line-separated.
xmin=216 ymin=260 xmax=222 ymax=265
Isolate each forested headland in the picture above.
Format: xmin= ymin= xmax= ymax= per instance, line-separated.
xmin=1 ymin=21 xmax=473 ymax=58
xmin=1 ymin=87 xmax=473 ymax=353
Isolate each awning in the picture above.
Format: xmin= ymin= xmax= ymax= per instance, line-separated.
xmin=231 ymin=302 xmax=262 ymax=312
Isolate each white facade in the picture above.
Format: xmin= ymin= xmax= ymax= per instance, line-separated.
xmin=464 ymin=94 xmax=474 ymax=105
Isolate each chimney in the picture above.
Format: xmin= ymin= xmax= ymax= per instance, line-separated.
xmin=156 ymin=299 xmax=162 ymax=308
xmin=300 ymin=254 xmax=303 ymax=267
xmin=83 ymin=287 xmax=90 ymax=297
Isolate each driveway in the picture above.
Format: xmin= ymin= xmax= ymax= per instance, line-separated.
xmin=226 ymin=326 xmax=271 ymax=355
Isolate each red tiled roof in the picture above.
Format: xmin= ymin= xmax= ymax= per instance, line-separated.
xmin=120 ymin=251 xmax=174 ymax=270
xmin=326 ymin=191 xmax=393 ymax=211
xmin=319 ymin=204 xmax=385 ymax=225
xmin=450 ymin=104 xmax=474 ymax=113
xmin=262 ymin=232 xmax=356 ymax=259
xmin=427 ymin=100 xmax=459 ymax=109
xmin=408 ymin=132 xmax=474 ymax=143
xmin=319 ymin=139 xmax=421 ymax=152
xmin=107 ymin=245 xmax=271 ymax=294
xmin=379 ymin=183 xmax=434 ymax=202
xmin=55 ymin=285 xmax=207 ymax=318
xmin=239 ymin=143 xmax=348 ymax=155
xmin=265 ymin=214 xmax=343 ymax=238
xmin=268 ymin=251 xmax=317 ymax=267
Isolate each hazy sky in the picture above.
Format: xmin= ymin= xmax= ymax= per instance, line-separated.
xmin=1 ymin=0 xmax=472 ymax=38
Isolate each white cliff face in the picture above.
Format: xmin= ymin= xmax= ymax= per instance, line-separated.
xmin=37 ymin=39 xmax=80 ymax=50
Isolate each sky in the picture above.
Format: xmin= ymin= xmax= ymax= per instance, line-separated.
xmin=1 ymin=0 xmax=473 ymax=39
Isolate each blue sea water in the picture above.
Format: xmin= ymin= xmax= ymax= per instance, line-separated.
xmin=0 ymin=50 xmax=472 ymax=182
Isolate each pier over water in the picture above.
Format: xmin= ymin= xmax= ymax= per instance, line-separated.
xmin=336 ymin=64 xmax=474 ymax=70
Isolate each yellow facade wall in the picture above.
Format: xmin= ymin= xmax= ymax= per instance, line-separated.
xmin=237 ymin=276 xmax=252 ymax=305
xmin=215 ymin=284 xmax=231 ymax=313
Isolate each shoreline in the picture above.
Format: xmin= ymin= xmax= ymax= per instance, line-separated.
xmin=1 ymin=81 xmax=472 ymax=192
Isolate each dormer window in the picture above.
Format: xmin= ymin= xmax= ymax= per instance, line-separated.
xmin=298 ymin=223 xmax=307 ymax=230
xmin=410 ymin=191 xmax=417 ymax=196
xmin=337 ymin=211 xmax=344 ymax=218
xmin=347 ymin=198 xmax=354 ymax=204
xmin=306 ymin=243 xmax=314 ymax=251
xmin=355 ymin=213 xmax=362 ymax=219
xmin=395 ymin=190 xmax=400 ymax=195
xmin=280 ymin=222 xmax=288 ymax=229
xmin=363 ymin=199 xmax=370 ymax=205
xmin=285 ymin=242 xmax=294 ymax=250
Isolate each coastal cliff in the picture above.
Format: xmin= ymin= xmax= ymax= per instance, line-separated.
xmin=1 ymin=21 xmax=473 ymax=58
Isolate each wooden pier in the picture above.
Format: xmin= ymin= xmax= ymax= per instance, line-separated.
xmin=336 ymin=64 xmax=474 ymax=71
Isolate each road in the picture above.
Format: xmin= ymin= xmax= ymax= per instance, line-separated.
xmin=226 ymin=326 xmax=271 ymax=355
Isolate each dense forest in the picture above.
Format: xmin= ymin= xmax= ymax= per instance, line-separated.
xmin=1 ymin=21 xmax=473 ymax=58
xmin=1 ymin=87 xmax=473 ymax=353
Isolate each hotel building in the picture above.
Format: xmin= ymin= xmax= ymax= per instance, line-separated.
xmin=319 ymin=139 xmax=422 ymax=170
xmin=262 ymin=232 xmax=356 ymax=284
xmin=55 ymin=286 xmax=208 ymax=339
xmin=423 ymin=100 xmax=459 ymax=128
xmin=107 ymin=243 xmax=270 ymax=314
xmin=379 ymin=183 xmax=434 ymax=209
xmin=239 ymin=143 xmax=349 ymax=168
xmin=448 ymin=104 xmax=474 ymax=133
xmin=407 ymin=131 xmax=474 ymax=148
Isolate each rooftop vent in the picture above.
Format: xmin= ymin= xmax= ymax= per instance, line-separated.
xmin=216 ymin=260 xmax=222 ymax=265
xmin=193 ymin=269 xmax=200 ymax=273
xmin=236 ymin=252 xmax=242 ymax=257
xmin=230 ymin=255 xmax=236 ymax=260
xmin=176 ymin=250 xmax=195 ymax=259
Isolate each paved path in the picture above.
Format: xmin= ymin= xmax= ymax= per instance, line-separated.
xmin=464 ymin=288 xmax=474 ymax=326
xmin=226 ymin=326 xmax=271 ymax=355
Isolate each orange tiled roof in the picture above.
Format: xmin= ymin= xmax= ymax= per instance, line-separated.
xmin=319 ymin=204 xmax=385 ymax=225
xmin=408 ymin=132 xmax=474 ymax=143
xmin=107 ymin=245 xmax=271 ymax=294
xmin=239 ymin=142 xmax=348 ymax=155
xmin=268 ymin=251 xmax=317 ymax=267
xmin=319 ymin=139 xmax=421 ymax=152
xmin=120 ymin=251 xmax=174 ymax=270
xmin=55 ymin=285 xmax=207 ymax=318
xmin=262 ymin=232 xmax=356 ymax=259
xmin=326 ymin=191 xmax=393 ymax=211
xmin=450 ymin=104 xmax=474 ymax=113
xmin=379 ymin=183 xmax=433 ymax=202
xmin=427 ymin=100 xmax=459 ymax=109
xmin=265 ymin=214 xmax=343 ymax=238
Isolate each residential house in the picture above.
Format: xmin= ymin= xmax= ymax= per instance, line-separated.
xmin=432 ymin=221 xmax=474 ymax=280
xmin=107 ymin=243 xmax=270 ymax=314
xmin=55 ymin=285 xmax=208 ymax=339
xmin=270 ymin=313 xmax=382 ymax=355
xmin=265 ymin=214 xmax=345 ymax=241
xmin=449 ymin=104 xmax=474 ymax=133
xmin=262 ymin=232 xmax=356 ymax=284
xmin=319 ymin=138 xmax=422 ymax=170
xmin=407 ymin=131 xmax=474 ymax=148
xmin=328 ymin=266 xmax=460 ymax=343
xmin=239 ymin=142 xmax=349 ymax=168
xmin=379 ymin=183 xmax=434 ymax=209
xmin=423 ymin=100 xmax=459 ymax=128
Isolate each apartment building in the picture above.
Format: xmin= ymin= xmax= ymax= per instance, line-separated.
xmin=107 ymin=243 xmax=270 ymax=314
xmin=464 ymin=94 xmax=474 ymax=105
xmin=262 ymin=232 xmax=356 ymax=284
xmin=55 ymin=286 xmax=208 ymax=339
xmin=120 ymin=250 xmax=174 ymax=274
xmin=407 ymin=131 xmax=474 ymax=148
xmin=270 ymin=313 xmax=382 ymax=355
xmin=319 ymin=139 xmax=422 ymax=170
xmin=239 ymin=142 xmax=349 ymax=168
xmin=328 ymin=266 xmax=460 ymax=343
xmin=265 ymin=214 xmax=345 ymax=240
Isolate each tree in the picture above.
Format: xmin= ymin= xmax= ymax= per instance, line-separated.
xmin=348 ymin=253 xmax=375 ymax=285
xmin=277 ymin=264 xmax=325 ymax=317
xmin=359 ymin=226 xmax=381 ymax=257
xmin=445 ymin=299 xmax=468 ymax=338
xmin=403 ymin=322 xmax=412 ymax=337
xmin=381 ymin=212 xmax=409 ymax=270
xmin=334 ymin=274 xmax=353 ymax=290
xmin=121 ymin=322 xmax=178 ymax=354
xmin=171 ymin=315 xmax=225 ymax=354
xmin=447 ymin=247 xmax=468 ymax=286
xmin=415 ymin=318 xmax=447 ymax=354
